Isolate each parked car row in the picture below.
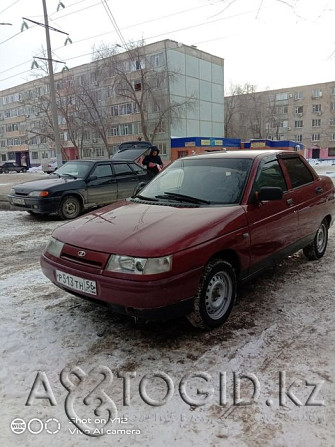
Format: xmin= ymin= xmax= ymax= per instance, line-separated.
xmin=39 ymin=150 xmax=335 ymax=329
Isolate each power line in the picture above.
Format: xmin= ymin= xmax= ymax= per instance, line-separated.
xmin=0 ymin=0 xmax=21 ymax=15
xmin=0 ymin=6 xmax=257 ymax=86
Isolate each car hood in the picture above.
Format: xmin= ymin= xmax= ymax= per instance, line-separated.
xmin=52 ymin=201 xmax=248 ymax=257
xmin=12 ymin=176 xmax=82 ymax=193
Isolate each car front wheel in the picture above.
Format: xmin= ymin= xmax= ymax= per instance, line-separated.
xmin=303 ymin=219 xmax=328 ymax=260
xmin=58 ymin=196 xmax=82 ymax=220
xmin=187 ymin=258 xmax=236 ymax=330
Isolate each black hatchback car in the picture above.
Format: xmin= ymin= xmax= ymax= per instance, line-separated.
xmin=8 ymin=147 xmax=153 ymax=219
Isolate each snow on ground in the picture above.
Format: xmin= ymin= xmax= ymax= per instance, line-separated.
xmin=0 ymin=168 xmax=335 ymax=446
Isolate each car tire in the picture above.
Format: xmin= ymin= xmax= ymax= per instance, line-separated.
xmin=303 ymin=219 xmax=328 ymax=260
xmin=187 ymin=258 xmax=236 ymax=330
xmin=58 ymin=196 xmax=82 ymax=220
xmin=21 ymin=168 xmax=27 ymax=173
xmin=4 ymin=169 xmax=9 ymax=173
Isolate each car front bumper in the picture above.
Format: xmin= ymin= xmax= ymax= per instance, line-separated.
xmin=8 ymin=195 xmax=61 ymax=214
xmin=40 ymin=253 xmax=202 ymax=320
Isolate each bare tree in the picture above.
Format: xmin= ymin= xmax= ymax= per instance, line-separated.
xmin=92 ymin=40 xmax=195 ymax=144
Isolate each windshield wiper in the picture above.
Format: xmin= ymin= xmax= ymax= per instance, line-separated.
xmin=155 ymin=192 xmax=210 ymax=204
xmin=133 ymin=194 xmax=158 ymax=202
xmin=60 ymin=173 xmax=77 ymax=179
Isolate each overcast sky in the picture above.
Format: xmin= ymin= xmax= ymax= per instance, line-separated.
xmin=1 ymin=0 xmax=335 ymax=92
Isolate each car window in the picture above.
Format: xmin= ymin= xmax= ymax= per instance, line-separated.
xmin=113 ymin=163 xmax=133 ymax=176
xmin=249 ymin=159 xmax=287 ymax=202
xmin=92 ymin=164 xmax=113 ymax=178
xmin=138 ymin=157 xmax=252 ymax=204
xmin=282 ymin=157 xmax=314 ymax=188
xmin=55 ymin=161 xmax=93 ymax=178
xmin=130 ymin=163 xmax=147 ymax=175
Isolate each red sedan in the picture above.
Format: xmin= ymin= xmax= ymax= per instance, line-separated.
xmin=40 ymin=150 xmax=335 ymax=329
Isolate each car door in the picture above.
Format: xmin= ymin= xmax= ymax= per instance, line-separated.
xmin=245 ymin=156 xmax=299 ymax=274
xmin=86 ymin=163 xmax=117 ymax=206
xmin=113 ymin=163 xmax=140 ymax=199
xmin=279 ymin=154 xmax=324 ymax=236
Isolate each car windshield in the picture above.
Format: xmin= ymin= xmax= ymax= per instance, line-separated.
xmin=135 ymin=157 xmax=253 ymax=205
xmin=52 ymin=161 xmax=93 ymax=179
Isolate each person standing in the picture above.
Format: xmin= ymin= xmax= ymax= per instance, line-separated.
xmin=142 ymin=146 xmax=163 ymax=176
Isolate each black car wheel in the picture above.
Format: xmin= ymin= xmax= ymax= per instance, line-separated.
xmin=4 ymin=169 xmax=9 ymax=173
xmin=21 ymin=168 xmax=27 ymax=173
xmin=303 ymin=219 xmax=328 ymax=260
xmin=58 ymin=196 xmax=82 ymax=220
xmin=187 ymin=258 xmax=236 ymax=330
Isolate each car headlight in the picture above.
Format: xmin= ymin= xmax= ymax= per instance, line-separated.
xmin=28 ymin=190 xmax=49 ymax=197
xmin=9 ymin=188 xmax=15 ymax=195
xmin=106 ymin=254 xmax=172 ymax=275
xmin=44 ymin=237 xmax=64 ymax=257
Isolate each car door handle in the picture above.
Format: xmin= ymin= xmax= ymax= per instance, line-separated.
xmin=315 ymin=186 xmax=323 ymax=194
xmin=286 ymin=198 xmax=294 ymax=206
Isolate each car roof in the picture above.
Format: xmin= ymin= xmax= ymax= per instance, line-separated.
xmin=184 ymin=149 xmax=297 ymax=160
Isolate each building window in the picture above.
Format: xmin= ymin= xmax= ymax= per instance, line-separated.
xmin=134 ymin=81 xmax=141 ymax=91
xmin=295 ymin=106 xmax=303 ymax=115
xmin=311 ymin=134 xmax=320 ymax=142
xmin=330 ymin=118 xmax=335 ymax=126
xmin=1 ymin=154 xmax=6 ymax=161
xmin=280 ymin=120 xmax=288 ymax=128
xmin=96 ymin=148 xmax=105 ymax=157
xmin=108 ymin=127 xmax=118 ymax=136
xmin=331 ymin=103 xmax=335 ymax=111
xmin=312 ymin=119 xmax=321 ymax=127
xmin=294 ymin=134 xmax=303 ymax=142
xmin=275 ymin=92 xmax=288 ymax=101
xmin=312 ymin=89 xmax=322 ymax=98
xmin=329 ymin=134 xmax=335 ymax=141
xmin=276 ymin=105 xmax=288 ymax=114
xmin=331 ymin=87 xmax=335 ymax=96
xmin=150 ymin=52 xmax=164 ymax=67
xmin=312 ymin=104 xmax=321 ymax=113
xmin=294 ymin=120 xmax=303 ymax=128
xmin=31 ymin=151 xmax=38 ymax=160
xmin=294 ymin=91 xmax=303 ymax=100
xmin=83 ymin=148 xmax=92 ymax=157
xmin=328 ymin=147 xmax=335 ymax=156
xmin=41 ymin=151 xmax=49 ymax=158
xmin=157 ymin=143 xmax=167 ymax=155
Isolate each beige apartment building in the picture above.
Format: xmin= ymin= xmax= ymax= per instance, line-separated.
xmin=0 ymin=39 xmax=225 ymax=167
xmin=225 ymin=81 xmax=335 ymax=159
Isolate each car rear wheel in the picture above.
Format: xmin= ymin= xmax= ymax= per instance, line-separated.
xmin=4 ymin=169 xmax=9 ymax=173
xmin=58 ymin=196 xmax=82 ymax=220
xmin=187 ymin=258 xmax=236 ymax=330
xmin=303 ymin=219 xmax=328 ymax=260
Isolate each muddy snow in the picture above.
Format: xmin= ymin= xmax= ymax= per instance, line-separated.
xmin=0 ymin=198 xmax=334 ymax=445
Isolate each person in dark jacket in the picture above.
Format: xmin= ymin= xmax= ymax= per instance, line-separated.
xmin=142 ymin=146 xmax=163 ymax=176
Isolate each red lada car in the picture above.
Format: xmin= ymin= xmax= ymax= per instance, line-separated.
xmin=40 ymin=150 xmax=335 ymax=329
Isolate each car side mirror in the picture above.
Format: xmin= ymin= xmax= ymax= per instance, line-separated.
xmin=87 ymin=175 xmax=98 ymax=182
xmin=257 ymin=186 xmax=283 ymax=201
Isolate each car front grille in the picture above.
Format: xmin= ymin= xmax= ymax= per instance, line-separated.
xmin=60 ymin=244 xmax=110 ymax=270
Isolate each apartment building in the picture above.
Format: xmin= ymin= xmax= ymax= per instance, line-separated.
xmin=225 ymin=81 xmax=335 ymax=159
xmin=0 ymin=39 xmax=225 ymax=167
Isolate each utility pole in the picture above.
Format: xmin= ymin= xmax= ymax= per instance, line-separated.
xmin=41 ymin=0 xmax=63 ymax=168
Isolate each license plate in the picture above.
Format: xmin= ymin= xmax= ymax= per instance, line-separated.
xmin=13 ymin=198 xmax=25 ymax=205
xmin=55 ymin=270 xmax=97 ymax=295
